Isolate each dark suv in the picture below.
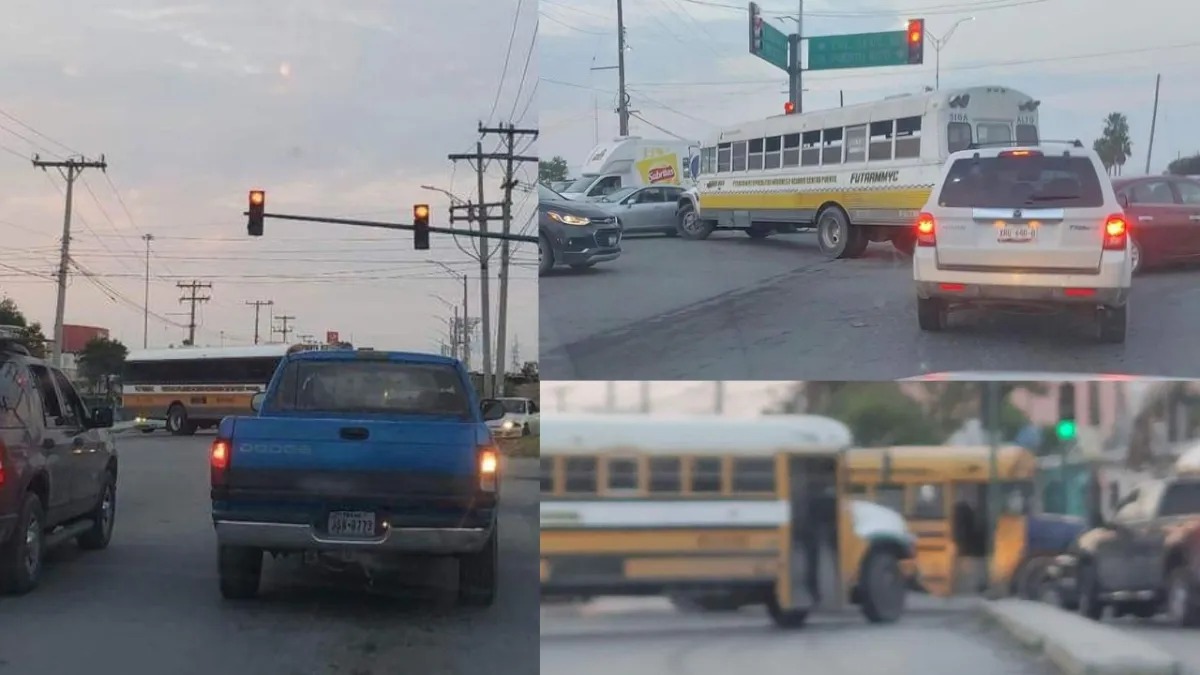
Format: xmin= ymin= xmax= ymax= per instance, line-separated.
xmin=0 ymin=331 xmax=118 ymax=595
xmin=539 ymin=184 xmax=622 ymax=275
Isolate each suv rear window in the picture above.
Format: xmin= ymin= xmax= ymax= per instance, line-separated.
xmin=268 ymin=360 xmax=470 ymax=418
xmin=938 ymin=155 xmax=1105 ymax=209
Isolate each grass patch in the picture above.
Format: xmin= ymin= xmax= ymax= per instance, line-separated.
xmin=500 ymin=436 xmax=540 ymax=457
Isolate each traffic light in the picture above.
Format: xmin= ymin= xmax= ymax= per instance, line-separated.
xmin=784 ymin=101 xmax=796 ymax=115
xmin=247 ymin=190 xmax=265 ymax=237
xmin=906 ymin=19 xmax=925 ymax=65
xmin=413 ymin=203 xmax=430 ymax=250
xmin=1056 ymin=383 xmax=1077 ymax=441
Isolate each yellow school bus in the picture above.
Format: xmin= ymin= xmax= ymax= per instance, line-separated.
xmin=540 ymin=413 xmax=918 ymax=628
xmin=845 ymin=445 xmax=1085 ymax=598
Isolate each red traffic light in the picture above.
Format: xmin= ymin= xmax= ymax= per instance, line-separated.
xmin=906 ymin=19 xmax=925 ymax=64
xmin=413 ymin=203 xmax=430 ymax=251
xmin=784 ymin=101 xmax=796 ymax=115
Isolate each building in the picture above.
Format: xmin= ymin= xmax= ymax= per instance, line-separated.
xmin=58 ymin=324 xmax=110 ymax=384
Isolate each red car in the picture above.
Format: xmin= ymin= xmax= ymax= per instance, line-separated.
xmin=1112 ymin=174 xmax=1200 ymax=273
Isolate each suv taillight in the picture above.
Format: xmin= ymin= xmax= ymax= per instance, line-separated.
xmin=916 ymin=212 xmax=936 ymax=247
xmin=1103 ymin=213 xmax=1128 ymax=251
xmin=478 ymin=444 xmax=499 ymax=493
xmin=210 ymin=438 xmax=230 ymax=486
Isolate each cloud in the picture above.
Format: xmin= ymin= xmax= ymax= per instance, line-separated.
xmin=541 ymin=0 xmax=1200 ymax=174
xmin=0 ymin=0 xmax=538 ymax=363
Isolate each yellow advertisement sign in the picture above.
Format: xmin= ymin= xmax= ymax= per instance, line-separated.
xmin=635 ymin=153 xmax=681 ymax=185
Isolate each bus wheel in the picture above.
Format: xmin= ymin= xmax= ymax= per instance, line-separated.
xmin=816 ymin=207 xmax=856 ymax=259
xmin=766 ymin=594 xmax=809 ymax=629
xmin=166 ymin=404 xmax=190 ymax=436
xmin=676 ymin=204 xmax=714 ymax=240
xmin=860 ymin=551 xmax=906 ymax=624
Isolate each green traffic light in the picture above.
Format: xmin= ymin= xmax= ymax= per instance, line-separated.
xmin=1056 ymin=419 xmax=1077 ymax=440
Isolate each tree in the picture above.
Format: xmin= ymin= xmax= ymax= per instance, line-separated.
xmin=539 ymin=156 xmax=570 ymax=184
xmin=1093 ymin=112 xmax=1133 ymax=176
xmin=0 ymin=296 xmax=48 ymax=358
xmin=77 ymin=336 xmax=129 ymax=390
xmin=1167 ymin=153 xmax=1200 ymax=176
xmin=824 ymin=384 xmax=942 ymax=446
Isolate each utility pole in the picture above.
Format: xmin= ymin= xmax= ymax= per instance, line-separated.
xmin=616 ymin=0 xmax=630 ymax=135
xmin=245 ymin=299 xmax=274 ymax=345
xmin=555 ymin=386 xmax=568 ymax=413
xmin=1146 ymin=74 xmax=1162 ymax=174
xmin=479 ymin=123 xmax=539 ymax=399
xmin=32 ymin=154 xmax=108 ymax=366
xmin=274 ymin=315 xmax=295 ymax=343
xmin=449 ymin=143 xmax=496 ymax=397
xmin=788 ymin=1 xmax=803 ymax=113
xmin=715 ymin=381 xmax=725 ymax=414
xmin=142 ymin=233 xmax=153 ymax=349
xmin=462 ymin=273 xmax=472 ymax=372
xmin=606 ymin=382 xmax=617 ymax=412
xmin=176 ymin=280 xmax=211 ymax=346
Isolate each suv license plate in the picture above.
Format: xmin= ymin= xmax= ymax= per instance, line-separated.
xmin=328 ymin=511 xmax=376 ymax=537
xmin=998 ymin=226 xmax=1035 ymax=242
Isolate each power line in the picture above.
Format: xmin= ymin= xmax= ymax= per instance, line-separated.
xmin=488 ymin=0 xmax=526 ymax=124
xmin=508 ymin=18 xmax=539 ymax=121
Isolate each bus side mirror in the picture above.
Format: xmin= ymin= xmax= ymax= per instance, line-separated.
xmin=250 ymin=392 xmax=265 ymax=413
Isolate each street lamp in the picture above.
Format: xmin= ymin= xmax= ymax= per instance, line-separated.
xmin=420 ymin=184 xmax=467 ymax=205
xmin=926 ymin=16 xmax=974 ymax=90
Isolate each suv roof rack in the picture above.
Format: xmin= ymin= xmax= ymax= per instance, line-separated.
xmin=967 ymin=139 xmax=1084 ymax=150
xmin=0 ymin=325 xmax=31 ymax=356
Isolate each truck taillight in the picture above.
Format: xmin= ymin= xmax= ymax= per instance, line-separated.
xmin=479 ymin=445 xmax=499 ymax=493
xmin=916 ymin=212 xmax=936 ymax=247
xmin=1103 ymin=213 xmax=1128 ymax=251
xmin=210 ymin=438 xmax=230 ymax=485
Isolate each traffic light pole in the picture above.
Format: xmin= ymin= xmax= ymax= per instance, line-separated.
xmin=241 ymin=211 xmax=536 ymax=244
xmin=789 ymin=0 xmax=803 ymax=113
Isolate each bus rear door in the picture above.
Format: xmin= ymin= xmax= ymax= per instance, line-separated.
xmin=774 ymin=453 xmax=844 ymax=620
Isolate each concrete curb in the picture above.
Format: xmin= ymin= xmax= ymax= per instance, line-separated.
xmin=978 ymin=599 xmax=1180 ymax=675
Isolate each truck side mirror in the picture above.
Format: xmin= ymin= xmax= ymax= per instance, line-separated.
xmin=90 ymin=406 xmax=114 ymax=428
xmin=250 ymin=392 xmax=265 ymax=413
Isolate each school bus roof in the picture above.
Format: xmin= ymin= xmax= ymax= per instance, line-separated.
xmin=845 ymin=445 xmax=1038 ymax=480
xmin=541 ymin=413 xmax=853 ymax=457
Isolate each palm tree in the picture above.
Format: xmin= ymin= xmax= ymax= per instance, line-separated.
xmin=1094 ymin=113 xmax=1133 ymax=176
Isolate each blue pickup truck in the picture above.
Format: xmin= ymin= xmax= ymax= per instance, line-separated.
xmin=209 ymin=347 xmax=507 ymax=606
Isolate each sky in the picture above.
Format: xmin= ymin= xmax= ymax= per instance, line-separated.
xmin=540 ymin=0 xmax=1200 ymax=174
xmin=0 ymin=0 xmax=539 ymax=367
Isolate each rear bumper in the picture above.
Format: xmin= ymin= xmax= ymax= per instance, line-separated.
xmin=914 ymin=248 xmax=1130 ymax=306
xmin=214 ymin=519 xmax=491 ymax=555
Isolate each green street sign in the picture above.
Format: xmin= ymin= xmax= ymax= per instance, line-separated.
xmin=807 ymin=30 xmax=909 ymax=71
xmin=749 ymin=2 xmax=790 ymax=73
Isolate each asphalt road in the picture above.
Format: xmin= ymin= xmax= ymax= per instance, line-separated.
xmin=541 ymin=597 xmax=1053 ymax=675
xmin=0 ymin=433 xmax=539 ymax=675
xmin=1105 ymin=615 xmax=1200 ymax=675
xmin=540 ymin=231 xmax=1200 ymax=380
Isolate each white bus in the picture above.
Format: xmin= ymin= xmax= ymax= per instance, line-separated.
xmin=122 ymin=343 xmax=346 ymax=435
xmin=676 ymin=85 xmax=1041 ymax=258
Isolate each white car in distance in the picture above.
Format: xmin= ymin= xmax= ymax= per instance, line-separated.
xmin=486 ymin=397 xmax=540 ymax=439
xmin=912 ymin=141 xmax=1132 ymax=343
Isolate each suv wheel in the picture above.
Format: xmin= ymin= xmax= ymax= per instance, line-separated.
xmin=538 ymin=233 xmax=554 ymax=276
xmin=0 ymin=494 xmax=45 ymax=595
xmin=78 ymin=471 xmax=116 ymax=550
xmin=1098 ymin=305 xmax=1127 ymax=344
xmin=917 ymin=297 xmax=947 ymax=332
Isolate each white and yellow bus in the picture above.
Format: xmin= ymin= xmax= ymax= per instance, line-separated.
xmin=676 ymin=85 xmax=1041 ymax=258
xmin=122 ymin=343 xmax=341 ymax=435
xmin=540 ymin=413 xmax=917 ymax=628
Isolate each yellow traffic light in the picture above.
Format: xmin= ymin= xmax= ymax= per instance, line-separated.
xmin=414 ymin=204 xmax=430 ymax=219
xmin=249 ymin=190 xmax=265 ymax=206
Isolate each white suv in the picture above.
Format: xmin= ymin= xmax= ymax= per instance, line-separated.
xmin=913 ymin=141 xmax=1132 ymax=343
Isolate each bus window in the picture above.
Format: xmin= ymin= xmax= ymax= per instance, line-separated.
xmin=748 ymin=138 xmax=764 ymax=171
xmin=717 ymin=143 xmax=732 ymax=172
xmin=564 ymin=457 xmax=597 ymax=493
xmin=976 ymin=122 xmax=1011 ymax=146
xmin=764 ymin=136 xmax=782 ymax=170
xmin=911 ymin=483 xmax=945 ymax=520
xmin=821 ymin=127 xmax=844 ymax=165
xmin=1016 ymin=124 xmax=1038 ymax=144
xmin=691 ymin=457 xmax=722 ymax=493
xmin=875 ymin=484 xmax=905 ymax=513
xmin=732 ymin=141 xmax=748 ymax=172
xmin=606 ymin=458 xmax=639 ymax=492
xmin=648 ymin=457 xmax=682 ymax=494
xmin=869 ymin=120 xmax=894 ymax=161
xmin=895 ymin=116 xmax=922 ymax=158
xmin=782 ymin=133 xmax=800 ymax=167
xmin=801 ymin=131 xmax=821 ymax=166
xmin=844 ymin=124 xmax=867 ymax=164
xmin=540 ymin=458 xmax=555 ymax=494
xmin=847 ymin=483 xmax=869 ymax=496
xmin=732 ymin=457 xmax=776 ymax=493
xmin=947 ymin=122 xmax=972 ymax=153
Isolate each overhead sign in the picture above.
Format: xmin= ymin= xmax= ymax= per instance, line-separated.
xmin=807 ymin=30 xmax=910 ymax=71
xmin=749 ymin=2 xmax=790 ymax=72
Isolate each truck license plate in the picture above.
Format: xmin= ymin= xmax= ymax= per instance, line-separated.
xmin=328 ymin=511 xmax=376 ymax=537
xmin=998 ymin=225 xmax=1035 ymax=242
